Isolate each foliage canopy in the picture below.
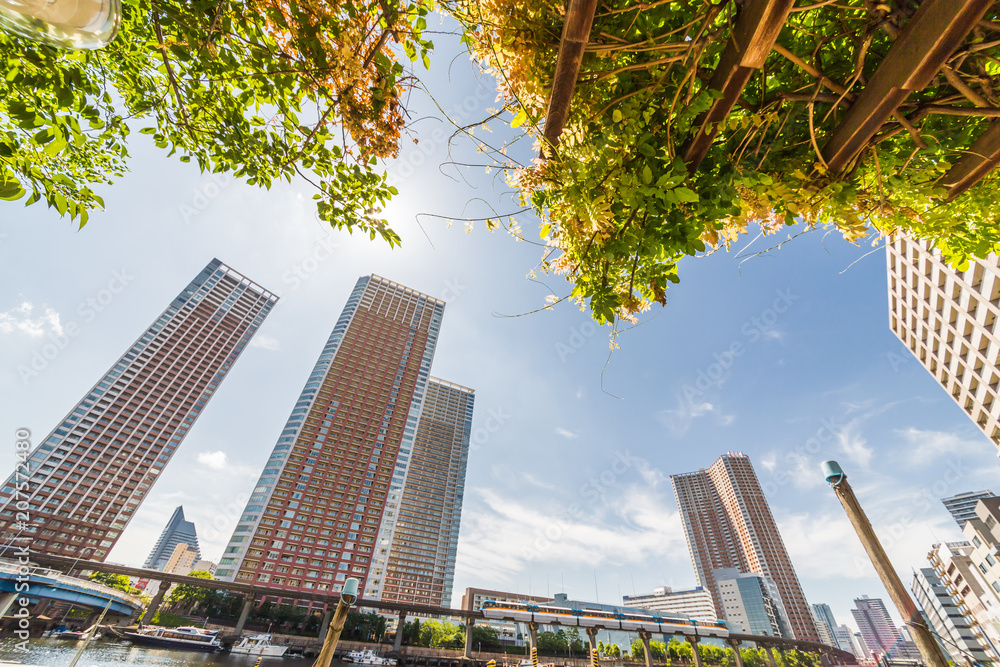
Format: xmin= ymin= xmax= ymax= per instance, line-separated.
xmin=0 ymin=0 xmax=433 ymax=241
xmin=448 ymin=0 xmax=1000 ymax=323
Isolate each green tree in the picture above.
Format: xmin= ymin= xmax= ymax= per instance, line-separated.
xmin=568 ymin=628 xmax=587 ymax=654
xmin=418 ymin=619 xmax=465 ymax=648
xmin=472 ymin=624 xmax=502 ymax=650
xmin=164 ymin=570 xmax=213 ymax=615
xmin=740 ymin=648 xmax=767 ymax=667
xmin=88 ymin=572 xmax=140 ymax=595
xmin=0 ymin=0 xmax=434 ymax=240
xmin=345 ymin=609 xmax=387 ymax=641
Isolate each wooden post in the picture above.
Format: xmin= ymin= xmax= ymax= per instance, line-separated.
xmin=822 ymin=461 xmax=949 ymax=667
xmin=312 ymin=578 xmax=359 ymax=667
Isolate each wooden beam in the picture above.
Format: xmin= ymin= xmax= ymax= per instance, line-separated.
xmin=540 ymin=0 xmax=599 ymax=156
xmin=939 ymin=119 xmax=1000 ymax=201
xmin=681 ymin=0 xmax=796 ymax=171
xmin=821 ymin=0 xmax=993 ymax=172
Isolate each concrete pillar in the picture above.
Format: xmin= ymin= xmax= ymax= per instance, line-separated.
xmin=465 ymin=617 xmax=475 ymax=659
xmin=318 ymin=606 xmax=333 ymax=641
xmin=687 ymin=636 xmax=702 ymax=667
xmin=393 ymin=610 xmax=407 ymax=650
xmin=586 ymin=627 xmax=598 ymax=654
xmin=727 ymin=641 xmax=744 ymax=667
xmin=528 ymin=622 xmax=539 ymax=667
xmin=765 ymin=647 xmax=778 ymax=667
xmin=234 ymin=593 xmax=255 ymax=636
xmin=638 ymin=630 xmax=653 ymax=667
xmin=140 ymin=582 xmax=170 ymax=625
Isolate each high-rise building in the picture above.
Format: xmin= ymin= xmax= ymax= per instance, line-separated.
xmin=811 ymin=604 xmax=837 ymax=643
xmin=929 ymin=541 xmax=1000 ymax=661
xmin=851 ymin=595 xmax=900 ymax=658
xmin=943 ymin=491 xmax=997 ymax=529
xmin=622 ymin=586 xmax=718 ymax=622
xmin=912 ymin=566 xmax=993 ymax=664
xmin=714 ymin=568 xmax=793 ymax=638
xmin=809 ymin=606 xmax=834 ymax=647
xmin=144 ymin=505 xmax=201 ymax=570
xmin=217 ymin=275 xmax=472 ymax=607
xmin=886 ymin=236 xmax=1000 ymax=447
xmin=832 ymin=625 xmax=863 ymax=659
xmin=0 ymin=259 xmax=277 ymax=561
xmin=671 ymin=452 xmax=819 ymax=641
xmin=163 ymin=542 xmax=200 ymax=575
xmin=380 ymin=379 xmax=473 ymax=607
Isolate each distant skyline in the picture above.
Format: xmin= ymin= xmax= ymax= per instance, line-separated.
xmin=2 ymin=13 xmax=999 ymax=637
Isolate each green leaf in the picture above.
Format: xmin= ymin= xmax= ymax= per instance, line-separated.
xmin=641 ymin=165 xmax=652 ymax=184
xmin=612 ymin=109 xmax=622 ymax=123
xmin=675 ymin=187 xmax=699 ymax=203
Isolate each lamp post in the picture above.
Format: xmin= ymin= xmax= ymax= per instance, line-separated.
xmin=0 ymin=0 xmax=120 ymax=48
xmin=820 ymin=461 xmax=949 ymax=667
xmin=312 ymin=577 xmax=359 ymax=667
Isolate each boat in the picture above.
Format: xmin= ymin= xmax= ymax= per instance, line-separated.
xmin=122 ymin=625 xmax=223 ymax=652
xmin=343 ymin=649 xmax=398 ymax=665
xmin=42 ymin=624 xmax=101 ymax=640
xmin=230 ymin=633 xmax=290 ymax=657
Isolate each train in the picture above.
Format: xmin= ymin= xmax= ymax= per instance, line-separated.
xmin=480 ymin=600 xmax=730 ymax=639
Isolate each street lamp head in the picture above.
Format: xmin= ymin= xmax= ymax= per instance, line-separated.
xmin=341 ymin=577 xmax=359 ymax=606
xmin=0 ymin=0 xmax=121 ymax=49
xmin=821 ymin=460 xmax=846 ymax=486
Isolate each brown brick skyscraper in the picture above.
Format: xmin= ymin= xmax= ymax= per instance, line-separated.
xmin=0 ymin=259 xmax=277 ymax=561
xmin=672 ymin=452 xmax=819 ymax=641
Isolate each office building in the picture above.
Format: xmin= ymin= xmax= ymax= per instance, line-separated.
xmin=887 ymin=236 xmax=1000 ymax=448
xmin=831 ymin=625 xmax=863 ymax=659
xmin=714 ymin=568 xmax=793 ymax=638
xmin=163 ymin=542 xmax=200 ymax=575
xmin=811 ymin=604 xmax=839 ymax=646
xmin=623 ymin=586 xmax=718 ymax=622
xmin=380 ymin=379 xmax=473 ymax=608
xmin=0 ymin=259 xmax=277 ymax=561
xmin=943 ymin=491 xmax=997 ymax=529
xmin=912 ymin=566 xmax=993 ymax=664
xmin=671 ymin=452 xmax=819 ymax=641
xmin=144 ymin=505 xmax=200 ymax=570
xmin=929 ymin=541 xmax=1000 ymax=661
xmin=851 ymin=596 xmax=899 ymax=658
xmin=809 ymin=606 xmax=834 ymax=647
xmin=217 ymin=275 xmax=472 ymax=607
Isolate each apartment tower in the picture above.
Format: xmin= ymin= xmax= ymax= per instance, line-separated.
xmin=144 ymin=506 xmax=201 ymax=570
xmin=217 ymin=275 xmax=472 ymax=606
xmin=671 ymin=452 xmax=819 ymax=641
xmin=887 ymin=237 xmax=1000 ymax=447
xmin=0 ymin=259 xmax=277 ymax=560
xmin=851 ymin=595 xmax=899 ymax=657
xmin=942 ymin=490 xmax=997 ymax=528
xmin=380 ymin=378 xmax=473 ymax=607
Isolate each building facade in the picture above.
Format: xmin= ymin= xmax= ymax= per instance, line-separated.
xmin=671 ymin=452 xmax=819 ymax=641
xmin=851 ymin=596 xmax=899 ymax=658
xmin=929 ymin=540 xmax=1000 ymax=661
xmin=714 ymin=568 xmax=793 ymax=638
xmin=912 ymin=565 xmax=993 ymax=664
xmin=0 ymin=259 xmax=277 ymax=561
xmin=887 ymin=236 xmax=1000 ymax=447
xmin=144 ymin=505 xmax=200 ymax=570
xmin=380 ymin=379 xmax=473 ymax=607
xmin=809 ymin=606 xmax=834 ymax=647
xmin=943 ymin=491 xmax=997 ymax=529
xmin=622 ymin=586 xmax=718 ymax=622
xmin=217 ymin=275 xmax=471 ymax=607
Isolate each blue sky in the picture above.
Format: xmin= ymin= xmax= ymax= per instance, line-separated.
xmin=1 ymin=14 xmax=998 ymax=637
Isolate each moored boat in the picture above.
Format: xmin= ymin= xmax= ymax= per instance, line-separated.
xmin=122 ymin=625 xmax=222 ymax=652
xmin=230 ymin=633 xmax=289 ymax=657
xmin=344 ymin=649 xmax=398 ymax=665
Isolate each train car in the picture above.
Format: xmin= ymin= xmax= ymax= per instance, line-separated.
xmin=480 ymin=600 xmax=729 ymax=639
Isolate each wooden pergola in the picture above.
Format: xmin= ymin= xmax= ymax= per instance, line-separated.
xmin=540 ymin=0 xmax=1000 ymax=202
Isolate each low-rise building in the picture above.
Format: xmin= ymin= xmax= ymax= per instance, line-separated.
xmin=622 ymin=586 xmax=717 ymax=622
xmin=713 ymin=568 xmax=793 ymax=638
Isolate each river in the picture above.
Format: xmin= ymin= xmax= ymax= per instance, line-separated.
xmin=0 ymin=638 xmax=323 ymax=666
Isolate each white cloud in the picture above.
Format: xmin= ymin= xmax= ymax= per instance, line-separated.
xmin=196 ymin=451 xmax=228 ymax=470
xmin=0 ymin=301 xmax=63 ymax=337
xmin=837 ymin=420 xmax=873 ymax=468
xmin=657 ymin=399 xmax=734 ymax=435
xmin=895 ymin=427 xmax=983 ymax=466
xmin=555 ymin=427 xmax=578 ymax=439
xmin=250 ymin=335 xmax=281 ymax=351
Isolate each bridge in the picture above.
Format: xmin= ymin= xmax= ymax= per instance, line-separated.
xmin=0 ymin=559 xmax=143 ymax=624
xmin=24 ymin=553 xmax=856 ymax=665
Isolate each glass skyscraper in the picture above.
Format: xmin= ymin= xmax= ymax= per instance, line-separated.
xmin=144 ymin=505 xmax=201 ymax=570
xmin=0 ymin=259 xmax=277 ymax=561
xmin=217 ymin=275 xmax=473 ymax=608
